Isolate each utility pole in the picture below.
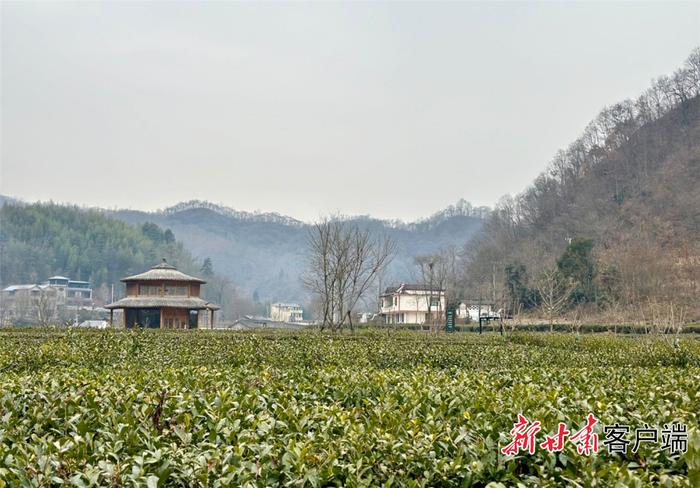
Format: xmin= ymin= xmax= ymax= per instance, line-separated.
xmin=428 ymin=262 xmax=434 ymax=332
xmin=494 ymin=262 xmax=505 ymax=337
xmin=478 ymin=291 xmax=483 ymax=335
xmin=492 ymin=263 xmax=497 ymax=306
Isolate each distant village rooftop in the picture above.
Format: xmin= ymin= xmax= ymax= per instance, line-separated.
xmin=3 ymin=284 xmax=47 ymax=292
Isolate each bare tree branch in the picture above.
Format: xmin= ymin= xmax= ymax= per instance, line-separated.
xmin=304 ymin=218 xmax=396 ymax=331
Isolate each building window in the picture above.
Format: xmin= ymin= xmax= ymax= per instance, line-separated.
xmin=431 ymin=299 xmax=440 ymax=308
xmin=139 ymin=285 xmax=161 ymax=296
xmin=164 ymin=286 xmax=187 ymax=296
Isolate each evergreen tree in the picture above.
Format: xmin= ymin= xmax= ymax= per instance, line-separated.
xmin=200 ymin=257 xmax=214 ymax=279
xmin=504 ymin=263 xmax=539 ymax=313
xmin=557 ymin=238 xmax=597 ymax=304
xmin=0 ymin=203 xmax=200 ymax=290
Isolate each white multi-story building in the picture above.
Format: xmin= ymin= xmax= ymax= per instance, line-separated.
xmin=1 ymin=276 xmax=94 ymax=324
xmin=270 ymin=303 xmax=304 ymax=323
xmin=380 ymin=284 xmax=446 ymax=325
xmin=44 ymin=276 xmax=93 ymax=306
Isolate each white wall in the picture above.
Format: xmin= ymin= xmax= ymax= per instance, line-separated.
xmin=381 ymin=290 xmax=446 ymax=324
xmin=456 ymin=304 xmax=494 ymax=321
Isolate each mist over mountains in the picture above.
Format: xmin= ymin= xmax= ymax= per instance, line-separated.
xmin=110 ymin=199 xmax=486 ymax=303
xmin=8 ymin=51 xmax=696 ymax=318
xmin=0 ymin=196 xmax=486 ymax=304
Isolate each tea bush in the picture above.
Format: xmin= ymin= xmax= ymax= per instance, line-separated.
xmin=0 ymin=329 xmax=698 ymax=486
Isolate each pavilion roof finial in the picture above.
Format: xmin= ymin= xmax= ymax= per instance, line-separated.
xmin=150 ymin=258 xmax=177 ymax=271
xmin=123 ymin=259 xmax=202 ymax=281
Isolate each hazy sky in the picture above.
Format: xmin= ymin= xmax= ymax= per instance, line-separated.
xmin=2 ymin=1 xmax=698 ymax=221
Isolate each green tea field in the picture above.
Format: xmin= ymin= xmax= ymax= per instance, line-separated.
xmin=1 ymin=329 xmax=698 ymax=486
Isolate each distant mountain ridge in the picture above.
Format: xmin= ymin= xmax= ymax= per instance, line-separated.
xmin=0 ymin=196 xmax=487 ymax=305
xmin=159 ymin=198 xmax=489 ymax=230
xmin=162 ymin=200 xmax=305 ymax=227
xmin=109 ymin=199 xmax=486 ymax=304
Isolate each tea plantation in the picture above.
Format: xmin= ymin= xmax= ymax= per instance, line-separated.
xmin=0 ymin=329 xmax=698 ymax=486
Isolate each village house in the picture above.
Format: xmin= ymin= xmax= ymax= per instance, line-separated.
xmin=1 ymin=275 xmax=94 ymax=324
xmin=270 ymin=302 xmax=304 ymax=323
xmin=456 ymin=300 xmax=498 ymax=321
xmin=1 ymin=284 xmax=59 ymax=323
xmin=106 ymin=259 xmax=220 ymax=328
xmin=44 ymin=276 xmax=93 ymax=307
xmin=380 ymin=283 xmax=446 ymax=325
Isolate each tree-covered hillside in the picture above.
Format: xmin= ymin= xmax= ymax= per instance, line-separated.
xmin=464 ymin=48 xmax=700 ymax=321
xmin=0 ymin=203 xmax=199 ymax=302
xmin=111 ymin=200 xmax=486 ymax=304
xmin=0 ymin=199 xmax=485 ymax=316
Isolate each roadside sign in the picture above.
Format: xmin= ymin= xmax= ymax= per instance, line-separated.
xmin=446 ymin=306 xmax=456 ymax=332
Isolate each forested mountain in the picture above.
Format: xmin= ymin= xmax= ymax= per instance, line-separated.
xmin=0 ymin=198 xmax=486 ymax=312
xmin=465 ymin=49 xmax=700 ymax=321
xmin=0 ymin=203 xmax=235 ymax=311
xmin=10 ymin=48 xmax=695 ymax=323
xmin=110 ymin=199 xmax=486 ymax=304
xmin=0 ymin=195 xmax=18 ymax=207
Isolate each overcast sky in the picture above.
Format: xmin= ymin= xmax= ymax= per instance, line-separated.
xmin=1 ymin=1 xmax=698 ymax=221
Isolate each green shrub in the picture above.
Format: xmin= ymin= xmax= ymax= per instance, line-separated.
xmin=0 ymin=329 xmax=697 ymax=486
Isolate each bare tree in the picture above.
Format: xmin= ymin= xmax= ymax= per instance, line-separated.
xmin=304 ymin=219 xmax=337 ymax=328
xmin=36 ymin=288 xmax=58 ymax=327
xmin=534 ymin=268 xmax=576 ymax=332
xmin=12 ymin=292 xmax=32 ymax=325
xmin=415 ymin=256 xmax=436 ymax=331
xmin=304 ymin=218 xmax=395 ymax=331
xmin=415 ymin=249 xmax=456 ymax=332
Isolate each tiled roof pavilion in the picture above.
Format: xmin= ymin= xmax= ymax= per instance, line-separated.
xmin=106 ymin=260 xmax=219 ymax=329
